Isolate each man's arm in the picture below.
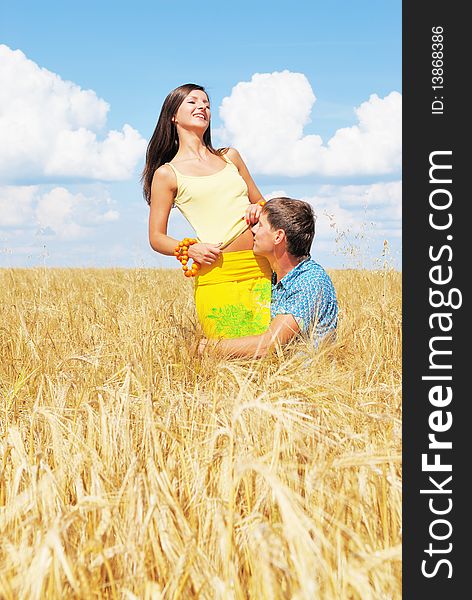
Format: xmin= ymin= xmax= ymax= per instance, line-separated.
xmin=199 ymin=314 xmax=300 ymax=358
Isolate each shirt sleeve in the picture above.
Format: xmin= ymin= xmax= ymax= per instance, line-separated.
xmin=271 ymin=286 xmax=310 ymax=333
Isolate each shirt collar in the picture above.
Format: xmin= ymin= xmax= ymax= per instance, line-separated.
xmin=272 ymin=257 xmax=311 ymax=288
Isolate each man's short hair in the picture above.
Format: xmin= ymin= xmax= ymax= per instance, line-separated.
xmin=263 ymin=197 xmax=316 ymax=259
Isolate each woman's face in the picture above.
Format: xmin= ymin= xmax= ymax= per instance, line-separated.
xmin=173 ymin=89 xmax=211 ymax=132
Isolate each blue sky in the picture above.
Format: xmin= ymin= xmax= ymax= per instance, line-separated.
xmin=0 ymin=1 xmax=401 ymax=269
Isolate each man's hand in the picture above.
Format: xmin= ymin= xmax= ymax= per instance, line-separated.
xmin=198 ymin=337 xmax=209 ymax=355
xmin=198 ymin=337 xmax=218 ymax=355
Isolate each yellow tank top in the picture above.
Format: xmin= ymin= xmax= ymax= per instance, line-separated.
xmin=167 ymin=155 xmax=250 ymax=249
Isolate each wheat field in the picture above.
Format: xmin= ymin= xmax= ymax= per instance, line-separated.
xmin=0 ymin=267 xmax=401 ymax=599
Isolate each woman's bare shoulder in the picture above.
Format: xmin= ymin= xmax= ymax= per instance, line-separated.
xmin=152 ymin=163 xmax=177 ymax=192
xmin=225 ymin=147 xmax=239 ymax=158
xmin=224 ymin=147 xmax=244 ymax=165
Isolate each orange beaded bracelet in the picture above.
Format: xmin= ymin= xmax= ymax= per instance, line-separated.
xmin=173 ymin=238 xmax=201 ymax=277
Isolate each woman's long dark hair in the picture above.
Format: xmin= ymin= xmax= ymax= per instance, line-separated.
xmin=141 ymin=83 xmax=224 ymax=205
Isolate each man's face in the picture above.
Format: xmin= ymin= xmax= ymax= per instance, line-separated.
xmin=252 ymin=213 xmax=276 ymax=257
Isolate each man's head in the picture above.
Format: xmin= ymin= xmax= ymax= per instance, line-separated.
xmin=252 ymin=197 xmax=316 ymax=260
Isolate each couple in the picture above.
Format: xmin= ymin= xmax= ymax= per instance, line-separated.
xmin=143 ymin=83 xmax=338 ymax=358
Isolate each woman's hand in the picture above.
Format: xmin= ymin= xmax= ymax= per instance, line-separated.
xmin=188 ymin=242 xmax=222 ymax=265
xmin=244 ymin=201 xmax=264 ymax=226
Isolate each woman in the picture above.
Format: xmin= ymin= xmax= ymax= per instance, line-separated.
xmin=142 ymin=83 xmax=272 ymax=339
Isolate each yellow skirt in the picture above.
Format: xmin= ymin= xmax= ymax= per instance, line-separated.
xmin=194 ymin=250 xmax=272 ymax=339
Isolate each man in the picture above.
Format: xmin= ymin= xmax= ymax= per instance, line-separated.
xmin=199 ymin=197 xmax=338 ymax=358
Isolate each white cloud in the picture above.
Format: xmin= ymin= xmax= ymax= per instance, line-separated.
xmin=0 ymin=45 xmax=146 ymax=184
xmin=0 ymin=186 xmax=37 ymax=226
xmin=304 ymin=180 xmax=401 ymax=240
xmin=265 ymin=180 xmax=401 ymax=242
xmin=305 ymin=181 xmax=402 ymax=267
xmin=313 ymin=180 xmax=402 ymax=218
xmin=217 ymin=71 xmax=401 ymax=176
xmin=0 ymin=185 xmax=120 ymax=239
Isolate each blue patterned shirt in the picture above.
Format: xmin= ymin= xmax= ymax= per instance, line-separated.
xmin=271 ymin=258 xmax=338 ymax=342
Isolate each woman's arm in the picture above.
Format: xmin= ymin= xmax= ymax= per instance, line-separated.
xmin=148 ymin=165 xmax=222 ymax=264
xmin=225 ymin=148 xmax=265 ymax=225
xmin=148 ymin=165 xmax=180 ymax=255
xmin=225 ymin=147 xmax=263 ymax=203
